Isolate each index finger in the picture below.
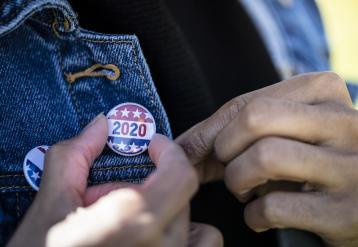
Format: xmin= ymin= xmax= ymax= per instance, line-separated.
xmin=144 ymin=134 xmax=199 ymax=227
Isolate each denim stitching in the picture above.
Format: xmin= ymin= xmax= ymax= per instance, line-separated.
xmin=53 ymin=30 xmax=84 ymax=128
xmin=0 ymin=0 xmax=32 ymax=25
xmin=0 ymin=3 xmax=77 ymax=40
xmin=0 ymin=177 xmax=145 ymax=190
xmin=68 ymin=84 xmax=85 ymax=127
xmin=0 ymin=164 xmax=153 ymax=179
xmin=0 ymin=186 xmax=31 ymax=190
xmin=0 ymin=174 xmax=23 ymax=178
xmin=79 ymin=39 xmax=134 ymax=44
xmin=92 ymin=164 xmax=154 ymax=172
xmin=128 ymin=42 xmax=157 ymax=112
xmin=91 ymin=178 xmax=145 ymax=185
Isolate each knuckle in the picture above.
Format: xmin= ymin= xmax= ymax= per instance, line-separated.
xmin=309 ymin=72 xmax=351 ymax=105
xmin=323 ymin=72 xmax=347 ymax=92
xmin=242 ymin=98 xmax=270 ymax=133
xmin=252 ymin=138 xmax=277 ymax=173
xmin=260 ymin=194 xmax=281 ymax=226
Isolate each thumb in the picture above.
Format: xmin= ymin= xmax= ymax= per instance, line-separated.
xmin=41 ymin=113 xmax=108 ymax=198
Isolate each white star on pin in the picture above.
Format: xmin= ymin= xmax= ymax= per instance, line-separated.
xmin=132 ymin=109 xmax=142 ymax=118
xmin=129 ymin=142 xmax=139 ymax=152
xmin=31 ymin=172 xmax=40 ymax=181
xmin=140 ymin=143 xmax=148 ymax=150
xmin=117 ymin=141 xmax=127 ymax=150
xmin=144 ymin=112 xmax=152 ymax=120
xmin=121 ymin=108 xmax=130 ymax=117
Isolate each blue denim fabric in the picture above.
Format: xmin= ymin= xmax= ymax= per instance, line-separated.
xmin=240 ymin=0 xmax=330 ymax=79
xmin=0 ymin=0 xmax=171 ymax=244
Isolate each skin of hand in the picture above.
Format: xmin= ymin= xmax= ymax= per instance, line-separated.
xmin=8 ymin=114 xmax=223 ymax=247
xmin=177 ymin=72 xmax=358 ymax=247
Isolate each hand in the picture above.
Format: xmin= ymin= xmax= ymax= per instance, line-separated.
xmin=178 ymin=72 xmax=358 ymax=246
xmin=176 ymin=72 xmax=351 ymax=183
xmin=8 ymin=114 xmax=223 ymax=247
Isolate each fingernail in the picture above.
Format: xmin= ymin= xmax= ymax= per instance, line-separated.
xmin=255 ymin=228 xmax=270 ymax=233
xmin=238 ymin=190 xmax=250 ymax=196
xmin=83 ymin=112 xmax=105 ymax=132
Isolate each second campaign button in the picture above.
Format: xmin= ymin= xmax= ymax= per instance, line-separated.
xmin=23 ymin=145 xmax=50 ymax=191
xmin=107 ymin=103 xmax=156 ymax=156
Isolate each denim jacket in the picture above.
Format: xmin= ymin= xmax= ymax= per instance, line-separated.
xmin=0 ymin=0 xmax=336 ymax=246
xmin=0 ymin=0 xmax=172 ymax=244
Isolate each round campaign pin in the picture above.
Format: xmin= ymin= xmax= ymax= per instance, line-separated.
xmin=107 ymin=103 xmax=156 ymax=156
xmin=23 ymin=145 xmax=50 ymax=191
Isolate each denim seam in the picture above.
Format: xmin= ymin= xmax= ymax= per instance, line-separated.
xmin=127 ymin=42 xmax=165 ymax=131
xmin=0 ymin=164 xmax=154 ymax=180
xmin=92 ymin=164 xmax=154 ymax=172
xmin=91 ymin=179 xmax=144 ymax=185
xmin=53 ymin=31 xmax=84 ymax=128
xmin=0 ymin=186 xmax=31 ymax=190
xmin=0 ymin=174 xmax=23 ymax=178
xmin=68 ymin=84 xmax=85 ymax=127
xmin=0 ymin=177 xmax=146 ymax=191
xmin=0 ymin=0 xmax=32 ymax=25
xmin=0 ymin=3 xmax=78 ymax=39
xmin=79 ymin=39 xmax=135 ymax=44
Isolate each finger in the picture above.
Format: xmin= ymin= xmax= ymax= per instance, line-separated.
xmin=224 ymin=137 xmax=345 ymax=198
xmin=244 ymin=191 xmax=329 ymax=234
xmin=47 ymin=189 xmax=150 ymax=247
xmin=42 ymin=113 xmax=108 ymax=194
xmin=84 ymin=182 xmax=139 ymax=206
xmin=176 ymin=72 xmax=350 ymax=164
xmin=188 ymin=223 xmax=224 ymax=247
xmin=145 ymin=134 xmax=199 ymax=227
xmin=161 ymin=207 xmax=190 ymax=247
xmin=215 ymin=98 xmax=352 ymax=162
